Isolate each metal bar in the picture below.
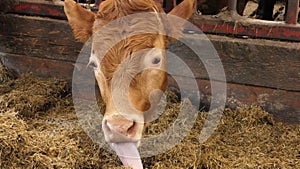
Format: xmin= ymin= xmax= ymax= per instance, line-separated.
xmin=7 ymin=1 xmax=66 ymax=19
xmin=191 ymin=15 xmax=300 ymax=42
xmin=194 ymin=0 xmax=197 ymax=13
xmin=228 ymin=0 xmax=237 ymax=13
xmin=0 ymin=1 xmax=100 ymax=19
xmin=285 ymin=0 xmax=299 ymax=24
xmin=2 ymin=0 xmax=300 ymax=42
xmin=94 ymin=0 xmax=102 ymax=7
xmin=173 ymin=0 xmax=177 ymax=7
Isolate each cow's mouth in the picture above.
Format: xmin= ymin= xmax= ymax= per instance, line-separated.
xmin=111 ymin=142 xmax=143 ymax=169
xmin=102 ymin=114 xmax=144 ymax=168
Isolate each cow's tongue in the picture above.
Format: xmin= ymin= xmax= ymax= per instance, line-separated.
xmin=112 ymin=142 xmax=143 ymax=169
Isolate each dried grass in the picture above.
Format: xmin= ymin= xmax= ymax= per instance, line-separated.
xmin=0 ymin=68 xmax=299 ymax=168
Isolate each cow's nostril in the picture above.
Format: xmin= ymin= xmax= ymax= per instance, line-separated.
xmin=105 ymin=117 xmax=137 ymax=137
xmin=104 ymin=120 xmax=111 ymax=132
xmin=127 ymin=121 xmax=137 ymax=135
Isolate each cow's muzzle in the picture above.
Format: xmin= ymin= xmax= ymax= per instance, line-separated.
xmin=102 ymin=114 xmax=144 ymax=144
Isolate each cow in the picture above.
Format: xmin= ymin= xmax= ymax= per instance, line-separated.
xmin=64 ymin=0 xmax=195 ymax=168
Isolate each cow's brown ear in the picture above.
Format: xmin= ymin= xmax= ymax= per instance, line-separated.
xmin=64 ymin=0 xmax=95 ymax=42
xmin=166 ymin=0 xmax=195 ymax=38
xmin=167 ymin=0 xmax=195 ymax=20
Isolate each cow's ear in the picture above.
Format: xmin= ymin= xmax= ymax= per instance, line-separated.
xmin=167 ymin=0 xmax=195 ymax=20
xmin=166 ymin=0 xmax=195 ymax=38
xmin=64 ymin=0 xmax=95 ymax=42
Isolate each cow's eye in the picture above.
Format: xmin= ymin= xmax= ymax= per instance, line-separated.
xmin=143 ymin=48 xmax=163 ymax=68
xmin=88 ymin=60 xmax=98 ymax=69
xmin=88 ymin=54 xmax=99 ymax=70
xmin=152 ymin=57 xmax=161 ymax=65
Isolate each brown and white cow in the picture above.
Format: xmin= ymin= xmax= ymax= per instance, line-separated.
xmin=64 ymin=0 xmax=194 ymax=168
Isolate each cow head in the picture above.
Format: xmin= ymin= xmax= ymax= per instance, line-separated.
xmin=64 ymin=0 xmax=194 ymax=166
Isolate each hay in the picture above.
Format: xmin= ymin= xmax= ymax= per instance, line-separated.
xmin=0 ymin=110 xmax=81 ymax=168
xmin=144 ymin=106 xmax=300 ymax=169
xmin=0 ymin=63 xmax=15 ymax=84
xmin=0 ymin=69 xmax=299 ymax=168
xmin=0 ymin=64 xmax=16 ymax=95
xmin=195 ymin=107 xmax=300 ymax=168
xmin=0 ymin=73 xmax=69 ymax=118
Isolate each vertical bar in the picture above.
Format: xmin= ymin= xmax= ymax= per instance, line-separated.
xmin=194 ymin=0 xmax=197 ymax=13
xmin=285 ymin=0 xmax=299 ymax=24
xmin=95 ymin=0 xmax=102 ymax=7
xmin=228 ymin=0 xmax=237 ymax=13
xmin=173 ymin=0 xmax=177 ymax=7
xmin=164 ymin=0 xmax=173 ymax=12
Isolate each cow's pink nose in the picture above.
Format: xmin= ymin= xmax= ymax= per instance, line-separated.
xmin=104 ymin=115 xmax=138 ymax=139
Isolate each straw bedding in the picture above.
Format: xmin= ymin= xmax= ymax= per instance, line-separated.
xmin=0 ymin=65 xmax=299 ymax=168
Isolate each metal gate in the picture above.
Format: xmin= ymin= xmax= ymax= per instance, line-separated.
xmin=1 ymin=0 xmax=300 ymax=41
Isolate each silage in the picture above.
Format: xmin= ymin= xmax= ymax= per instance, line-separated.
xmin=0 ymin=67 xmax=299 ymax=168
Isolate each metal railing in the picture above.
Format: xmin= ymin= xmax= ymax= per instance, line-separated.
xmin=227 ymin=0 xmax=299 ymax=25
xmin=190 ymin=0 xmax=300 ymax=41
xmin=1 ymin=0 xmax=300 ymax=41
xmin=285 ymin=0 xmax=300 ymax=24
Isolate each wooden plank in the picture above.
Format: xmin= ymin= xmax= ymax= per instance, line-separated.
xmin=168 ymin=34 xmax=300 ymax=91
xmin=0 ymin=14 xmax=83 ymax=62
xmin=0 ymin=52 xmax=74 ymax=80
xmin=168 ymin=76 xmax=300 ymax=124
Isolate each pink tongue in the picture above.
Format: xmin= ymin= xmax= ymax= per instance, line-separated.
xmin=112 ymin=142 xmax=143 ymax=169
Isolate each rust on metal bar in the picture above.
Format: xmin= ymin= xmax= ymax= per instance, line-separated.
xmin=191 ymin=15 xmax=300 ymax=42
xmin=1 ymin=0 xmax=99 ymax=19
xmin=1 ymin=0 xmax=300 ymax=42
xmin=285 ymin=0 xmax=299 ymax=24
xmin=6 ymin=1 xmax=66 ymax=19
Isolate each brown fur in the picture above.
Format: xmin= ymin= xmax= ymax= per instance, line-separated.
xmin=64 ymin=0 xmax=95 ymax=42
xmin=91 ymin=0 xmax=169 ymax=114
xmin=64 ymin=0 xmax=195 ymax=143
xmin=96 ymin=0 xmax=164 ymax=21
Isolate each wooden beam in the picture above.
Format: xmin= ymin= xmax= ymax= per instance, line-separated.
xmin=168 ymin=34 xmax=300 ymax=91
xmin=168 ymin=76 xmax=300 ymax=124
xmin=0 ymin=53 xmax=74 ymax=80
xmin=0 ymin=14 xmax=83 ymax=63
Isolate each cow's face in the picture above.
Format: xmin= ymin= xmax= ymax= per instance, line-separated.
xmin=64 ymin=0 xmax=194 ymax=146
xmin=92 ymin=34 xmax=168 ymax=145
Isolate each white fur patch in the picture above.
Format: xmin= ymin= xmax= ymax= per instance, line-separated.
xmin=143 ymin=48 xmax=163 ymax=68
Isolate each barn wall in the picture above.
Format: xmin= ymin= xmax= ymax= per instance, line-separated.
xmin=168 ymin=34 xmax=300 ymax=124
xmin=0 ymin=14 xmax=299 ymax=124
